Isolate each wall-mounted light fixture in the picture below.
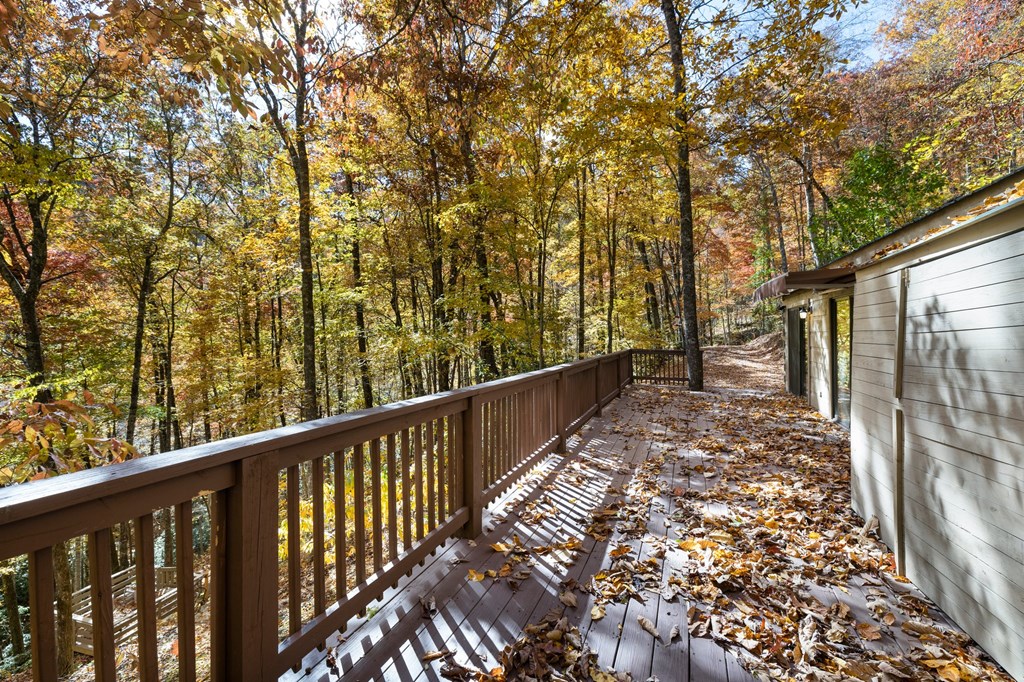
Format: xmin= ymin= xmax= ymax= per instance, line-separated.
xmin=798 ymin=305 xmax=809 ymax=320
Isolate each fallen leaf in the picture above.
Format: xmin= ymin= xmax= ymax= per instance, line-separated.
xmin=638 ymin=616 xmax=660 ymax=641
xmin=467 ymin=569 xmax=485 ymax=582
xmin=856 ymin=622 xmax=882 ymax=641
xmin=591 ymin=605 xmax=606 ymax=621
xmin=422 ymin=649 xmax=453 ymax=662
xmin=559 ymin=591 xmax=578 ymax=607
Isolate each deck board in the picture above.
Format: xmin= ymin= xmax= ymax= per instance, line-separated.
xmin=295 ymin=382 xmax=1000 ymax=682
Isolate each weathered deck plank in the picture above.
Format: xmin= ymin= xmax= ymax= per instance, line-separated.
xmin=296 ymin=383 xmax=1003 ymax=682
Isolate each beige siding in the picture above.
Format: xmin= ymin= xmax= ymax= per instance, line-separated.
xmin=851 ymin=223 xmax=1024 ymax=680
xmin=849 ymin=268 xmax=899 ymax=542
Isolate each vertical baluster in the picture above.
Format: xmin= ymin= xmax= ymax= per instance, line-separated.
xmin=501 ymin=396 xmax=507 ymax=475
xmin=28 ymin=547 xmax=57 ymax=682
xmin=312 ymin=457 xmax=326 ymax=618
xmin=505 ymin=394 xmax=513 ymax=470
xmin=542 ymin=383 xmax=548 ymax=444
xmin=176 ymin=501 xmax=197 ymax=682
xmin=287 ymin=466 xmax=301 ymax=634
xmin=494 ymin=400 xmax=500 ymax=481
xmin=543 ymin=384 xmax=549 ymax=444
xmin=89 ymin=528 xmax=116 ymax=682
xmin=437 ymin=418 xmax=447 ymax=521
xmin=491 ymin=401 xmax=499 ymax=481
xmin=426 ymin=420 xmax=436 ymax=531
xmin=551 ymin=381 xmax=557 ymax=439
xmin=335 ymin=451 xmax=347 ymax=598
xmin=509 ymin=392 xmax=517 ymax=463
xmin=503 ymin=395 xmax=510 ymax=474
xmin=387 ymin=433 xmax=398 ymax=561
xmin=414 ymin=425 xmax=424 ymax=541
xmin=532 ymin=386 xmax=539 ymax=452
xmin=513 ymin=392 xmax=520 ymax=464
xmin=495 ymin=399 xmax=501 ymax=480
xmin=371 ymin=438 xmax=383 ymax=572
xmin=447 ymin=415 xmax=457 ymax=514
xmin=136 ymin=514 xmax=159 ymax=682
xmin=541 ymin=384 xmax=547 ymax=447
xmin=401 ymin=430 xmax=412 ymax=551
xmin=481 ymin=402 xmax=489 ymax=487
xmin=536 ymin=385 xmax=544 ymax=448
xmin=209 ymin=493 xmax=227 ymax=681
xmin=354 ymin=443 xmax=366 ymax=585
xmin=513 ymin=392 xmax=520 ymax=463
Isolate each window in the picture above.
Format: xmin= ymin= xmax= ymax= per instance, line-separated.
xmin=831 ymin=296 xmax=852 ymax=427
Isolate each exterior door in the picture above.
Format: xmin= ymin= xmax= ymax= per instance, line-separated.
xmin=787 ymin=308 xmax=807 ymax=396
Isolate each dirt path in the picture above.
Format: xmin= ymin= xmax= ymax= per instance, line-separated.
xmin=703 ymin=332 xmax=784 ymax=393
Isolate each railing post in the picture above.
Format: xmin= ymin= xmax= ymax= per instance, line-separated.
xmin=28 ymin=548 xmax=57 ymax=682
xmin=555 ymin=370 xmax=567 ymax=453
xmin=593 ymin=361 xmax=602 ymax=417
xmin=224 ymin=455 xmax=279 ymax=681
xmin=460 ymin=395 xmax=483 ymax=538
xmin=615 ymin=354 xmax=623 ymax=397
xmin=628 ymin=350 xmax=634 ymax=384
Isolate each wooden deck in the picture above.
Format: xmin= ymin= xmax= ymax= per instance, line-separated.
xmin=285 ymin=384 xmax=742 ymax=681
xmin=291 ymin=379 xmax=1014 ymax=682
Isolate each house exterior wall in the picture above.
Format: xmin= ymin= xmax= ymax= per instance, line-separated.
xmin=850 ymin=204 xmax=1024 ymax=681
xmin=782 ymin=288 xmax=853 ymax=421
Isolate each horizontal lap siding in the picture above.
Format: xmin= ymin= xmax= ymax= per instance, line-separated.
xmin=850 ymin=270 xmax=899 ymax=547
xmin=903 ymin=531 xmax=1024 ymax=681
xmin=900 ymin=227 xmax=1024 ymax=681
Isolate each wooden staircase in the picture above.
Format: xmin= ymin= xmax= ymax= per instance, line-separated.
xmin=65 ymin=566 xmax=204 ymax=656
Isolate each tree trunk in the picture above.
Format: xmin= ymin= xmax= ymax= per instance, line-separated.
xmin=54 ymin=542 xmax=74 ymax=674
xmin=576 ymin=165 xmax=587 ymax=358
xmin=661 ymin=0 xmax=704 ymax=389
xmin=345 ymin=174 xmax=374 ymax=410
xmin=755 ymin=154 xmax=789 ymax=273
xmin=605 ymin=189 xmax=617 ymax=354
xmin=296 ymin=144 xmax=318 ymax=420
xmin=317 ymin=262 xmax=332 ymax=416
xmin=1 ymin=563 xmax=25 ymax=662
xmin=126 ymin=256 xmax=154 ymax=444
xmin=17 ymin=291 xmax=52 ymax=403
xmin=637 ymin=238 xmax=662 ymax=333
xmin=801 ymin=142 xmax=820 ymax=267
xmin=460 ymin=123 xmax=499 ymax=380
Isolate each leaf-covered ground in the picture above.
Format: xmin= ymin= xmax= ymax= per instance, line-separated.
xmin=427 ymin=337 xmax=1013 ymax=682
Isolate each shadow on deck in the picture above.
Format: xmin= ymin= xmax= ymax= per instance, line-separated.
xmin=293 ymin=381 xmax=1011 ymax=682
xmin=292 ymin=384 xmax=752 ymax=682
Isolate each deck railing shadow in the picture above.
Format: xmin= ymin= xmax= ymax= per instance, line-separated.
xmin=313 ymin=424 xmax=627 ymax=681
xmin=0 ymin=348 xmax=688 ymax=681
xmin=897 ymin=287 xmax=1024 ymax=671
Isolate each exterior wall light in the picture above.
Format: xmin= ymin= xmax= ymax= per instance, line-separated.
xmin=798 ymin=305 xmax=809 ymax=320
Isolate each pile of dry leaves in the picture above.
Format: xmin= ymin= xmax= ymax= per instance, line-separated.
xmin=665 ymin=390 xmax=1012 ymax=682
xmin=424 ymin=608 xmax=631 ymax=682
xmin=424 ymin=370 xmax=1012 ymax=682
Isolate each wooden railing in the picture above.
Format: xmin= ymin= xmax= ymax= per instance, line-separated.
xmin=0 ymin=348 xmax=688 ymax=681
xmin=631 ymin=348 xmax=689 ymax=384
